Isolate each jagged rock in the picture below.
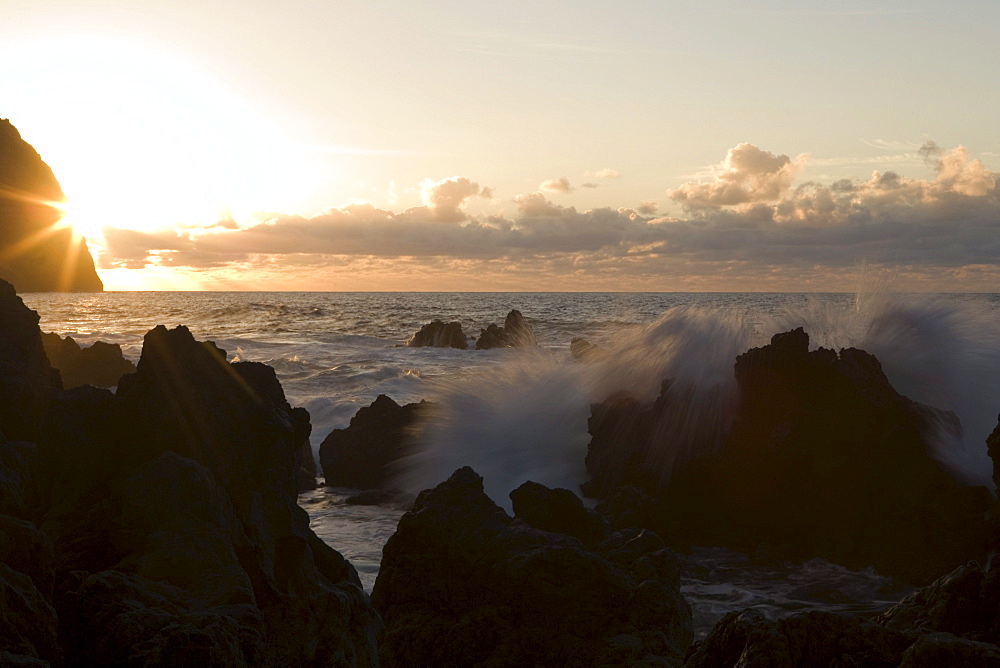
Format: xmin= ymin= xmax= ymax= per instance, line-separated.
xmin=878 ymin=561 xmax=990 ymax=638
xmin=0 ymin=562 xmax=61 ymax=666
xmin=595 ymin=485 xmax=663 ymax=533
xmin=475 ymin=309 xmax=538 ymax=349
xmin=0 ymin=514 xmax=60 ymax=666
xmin=509 ymin=480 xmax=608 ymax=546
xmin=405 ymin=319 xmax=468 ymax=349
xmin=686 ymin=609 xmax=912 ymax=667
xmin=0 ymin=441 xmax=41 ymax=519
xmin=0 ymin=287 xmax=381 ymax=666
xmin=372 ymin=467 xmax=692 ymax=666
xmin=40 ymin=332 xmax=136 ymax=389
xmin=0 ymin=280 xmax=61 ymax=441
xmin=474 ymin=323 xmax=505 ymax=349
xmin=987 ymin=414 xmax=1000 ymax=490
xmin=0 ymin=119 xmax=102 ymax=292
xmin=293 ymin=406 xmax=317 ymax=492
xmin=899 ymin=633 xmax=1000 ymax=667
xmin=320 ymin=394 xmax=429 ymax=489
xmin=58 ymin=568 xmax=263 ymax=666
xmin=586 ymin=327 xmax=992 ymax=584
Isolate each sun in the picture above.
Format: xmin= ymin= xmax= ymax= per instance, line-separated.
xmin=1 ymin=34 xmax=324 ymax=275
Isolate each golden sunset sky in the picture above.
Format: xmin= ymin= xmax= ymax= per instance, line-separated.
xmin=3 ymin=0 xmax=999 ymax=291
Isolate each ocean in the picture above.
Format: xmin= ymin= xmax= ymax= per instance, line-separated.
xmin=22 ymin=290 xmax=1000 ymax=636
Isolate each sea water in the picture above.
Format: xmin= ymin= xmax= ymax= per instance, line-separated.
xmin=23 ymin=291 xmax=1000 ymax=636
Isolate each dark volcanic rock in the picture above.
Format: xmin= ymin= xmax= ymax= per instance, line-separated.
xmin=41 ymin=332 xmax=136 ymax=389
xmin=0 ymin=289 xmax=380 ymax=666
xmin=405 ymin=319 xmax=468 ymax=349
xmin=509 ymin=480 xmax=608 ymax=546
xmin=687 ymin=609 xmax=912 ymax=667
xmin=0 ymin=280 xmax=61 ymax=441
xmin=586 ymin=327 xmax=992 ymax=584
xmin=0 ymin=119 xmax=102 ymax=292
xmin=320 ymin=394 xmax=429 ymax=489
xmin=293 ymin=406 xmax=317 ymax=492
xmin=875 ymin=558 xmax=1000 ymax=647
xmin=899 ymin=633 xmax=1000 ymax=666
xmin=987 ymin=414 xmax=1000 ymax=490
xmin=372 ymin=467 xmax=692 ymax=666
xmin=475 ymin=309 xmax=538 ymax=349
xmin=0 ymin=514 xmax=61 ymax=666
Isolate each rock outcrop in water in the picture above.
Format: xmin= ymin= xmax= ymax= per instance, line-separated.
xmin=586 ymin=327 xmax=992 ymax=584
xmin=320 ymin=394 xmax=430 ymax=489
xmin=40 ymin=332 xmax=136 ymax=389
xmin=0 ymin=120 xmax=103 ymax=292
xmin=0 ymin=279 xmax=379 ymax=665
xmin=475 ymin=309 xmax=538 ymax=349
xmin=372 ymin=467 xmax=693 ymax=666
xmin=405 ymin=319 xmax=469 ymax=349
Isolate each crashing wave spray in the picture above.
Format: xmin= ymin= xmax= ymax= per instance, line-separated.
xmin=404 ymin=294 xmax=1000 ymax=506
xmin=771 ymin=292 xmax=1000 ymax=488
xmin=402 ymin=306 xmax=757 ymax=506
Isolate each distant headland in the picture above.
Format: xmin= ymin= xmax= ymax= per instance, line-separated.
xmin=0 ymin=119 xmax=102 ymax=292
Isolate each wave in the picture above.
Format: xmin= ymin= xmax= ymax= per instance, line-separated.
xmin=404 ymin=295 xmax=1000 ymax=506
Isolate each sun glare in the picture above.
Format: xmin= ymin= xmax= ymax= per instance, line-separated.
xmin=2 ymin=34 xmax=324 ymax=287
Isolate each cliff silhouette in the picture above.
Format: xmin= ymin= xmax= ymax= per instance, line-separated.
xmin=0 ymin=119 xmax=103 ymax=292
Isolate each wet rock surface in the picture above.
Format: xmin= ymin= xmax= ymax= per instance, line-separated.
xmin=319 ymin=394 xmax=430 ymax=489
xmin=587 ymin=327 xmax=991 ymax=584
xmin=0 ymin=279 xmax=379 ymax=666
xmin=372 ymin=468 xmax=692 ymax=667
xmin=475 ymin=309 xmax=538 ymax=349
xmin=40 ymin=332 xmax=136 ymax=389
xmin=405 ymin=319 xmax=469 ymax=349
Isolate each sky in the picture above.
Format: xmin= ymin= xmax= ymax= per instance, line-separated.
xmin=2 ymin=0 xmax=999 ymax=291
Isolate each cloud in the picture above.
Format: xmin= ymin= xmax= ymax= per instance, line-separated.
xmin=669 ymin=143 xmax=807 ymax=210
xmin=512 ymin=192 xmax=572 ymax=218
xmin=419 ymin=175 xmax=488 ymax=222
xmin=589 ymin=168 xmax=621 ymax=179
xmin=581 ymin=182 xmax=600 ymax=189
xmin=96 ymin=147 xmax=1000 ymax=290
xmin=539 ymin=177 xmax=574 ymax=193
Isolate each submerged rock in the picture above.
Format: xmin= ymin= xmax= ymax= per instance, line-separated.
xmin=372 ymin=467 xmax=692 ymax=666
xmin=405 ymin=319 xmax=468 ymax=349
xmin=40 ymin=332 xmax=136 ymax=389
xmin=475 ymin=309 xmax=538 ymax=349
xmin=586 ymin=327 xmax=992 ymax=584
xmin=0 ymin=119 xmax=103 ymax=292
xmin=320 ymin=394 xmax=430 ymax=489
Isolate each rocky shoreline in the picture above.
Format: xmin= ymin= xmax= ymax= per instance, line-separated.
xmin=5 ymin=279 xmax=1000 ymax=666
